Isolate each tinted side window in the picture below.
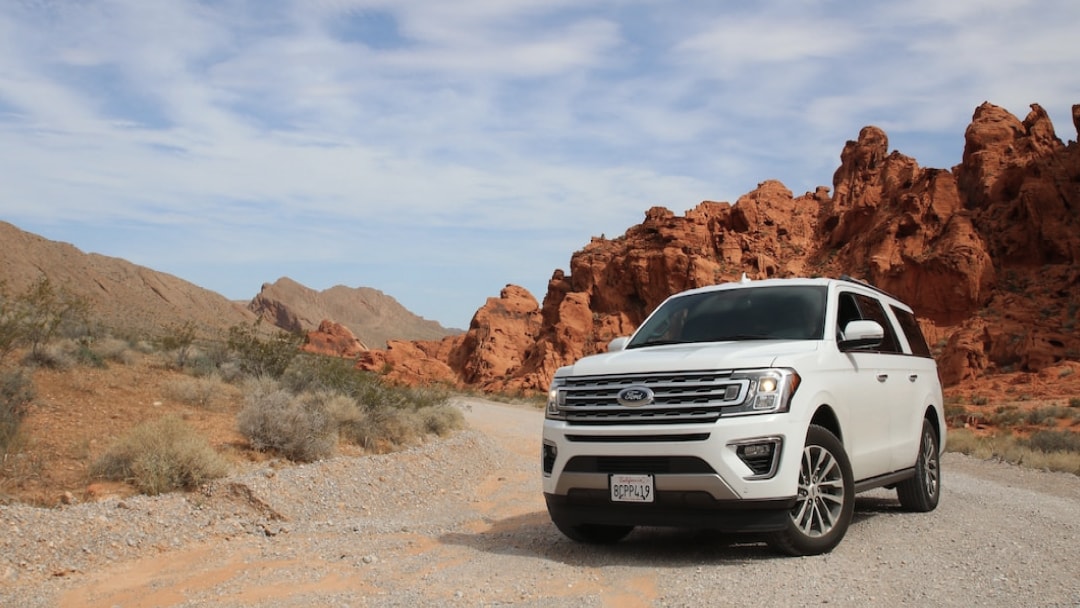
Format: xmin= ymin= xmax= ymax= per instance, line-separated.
xmin=852 ymin=294 xmax=902 ymax=353
xmin=891 ymin=306 xmax=932 ymax=358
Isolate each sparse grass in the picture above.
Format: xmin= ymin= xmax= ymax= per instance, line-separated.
xmin=90 ymin=415 xmax=228 ymax=495
xmin=946 ymin=428 xmax=1080 ymax=476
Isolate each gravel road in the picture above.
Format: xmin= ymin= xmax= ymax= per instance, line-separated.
xmin=2 ymin=397 xmax=1079 ymax=607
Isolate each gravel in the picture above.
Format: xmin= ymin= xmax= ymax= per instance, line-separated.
xmin=2 ymin=397 xmax=1079 ymax=607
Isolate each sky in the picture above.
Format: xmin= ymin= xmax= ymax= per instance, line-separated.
xmin=1 ymin=1 xmax=1078 ymax=330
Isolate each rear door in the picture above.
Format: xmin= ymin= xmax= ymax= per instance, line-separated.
xmin=888 ymin=305 xmax=939 ymax=469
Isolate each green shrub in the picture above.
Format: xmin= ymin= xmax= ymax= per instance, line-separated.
xmin=90 ymin=416 xmax=228 ymax=495
xmin=227 ymin=322 xmax=302 ymax=379
xmin=0 ymin=370 xmax=35 ymax=455
xmin=236 ymin=381 xmax=337 ymax=462
xmin=1069 ymin=397 xmax=1080 ymax=408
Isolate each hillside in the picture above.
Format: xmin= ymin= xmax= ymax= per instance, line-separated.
xmin=0 ymin=221 xmax=257 ymax=337
xmin=248 ymin=277 xmax=459 ymax=349
xmin=0 ymin=223 xmax=459 ymax=347
xmin=357 ymin=102 xmax=1080 ymax=394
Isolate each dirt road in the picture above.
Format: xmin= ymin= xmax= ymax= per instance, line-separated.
xmin=2 ymin=398 xmax=1079 ymax=607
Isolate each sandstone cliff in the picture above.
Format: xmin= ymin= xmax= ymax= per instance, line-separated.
xmin=358 ymin=102 xmax=1080 ymax=392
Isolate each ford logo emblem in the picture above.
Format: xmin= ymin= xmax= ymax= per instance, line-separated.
xmin=617 ymin=386 xmax=654 ymax=407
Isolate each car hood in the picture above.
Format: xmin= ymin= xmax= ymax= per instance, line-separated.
xmin=561 ymin=340 xmax=820 ymax=377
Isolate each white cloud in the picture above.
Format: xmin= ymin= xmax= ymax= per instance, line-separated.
xmin=0 ymin=0 xmax=1076 ymax=326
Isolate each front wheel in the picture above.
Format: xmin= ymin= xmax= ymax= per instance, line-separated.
xmin=896 ymin=419 xmax=941 ymax=512
xmin=767 ymin=425 xmax=854 ymax=556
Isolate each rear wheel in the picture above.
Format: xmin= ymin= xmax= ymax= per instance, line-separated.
xmin=897 ymin=419 xmax=941 ymax=512
xmin=550 ymin=518 xmax=634 ymax=544
xmin=767 ymin=425 xmax=854 ymax=556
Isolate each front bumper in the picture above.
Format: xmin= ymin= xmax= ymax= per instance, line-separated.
xmin=542 ymin=414 xmax=804 ymax=531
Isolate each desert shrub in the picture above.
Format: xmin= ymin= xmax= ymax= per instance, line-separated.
xmin=227 ymin=322 xmax=302 ymax=379
xmin=1022 ymin=430 xmax=1080 ymax=454
xmin=419 ymin=403 xmax=465 ymax=437
xmin=10 ymin=278 xmax=88 ymax=360
xmin=90 ymin=416 xmax=227 ymax=495
xmin=91 ymin=336 xmax=135 ymax=364
xmin=236 ymin=382 xmax=337 ymax=462
xmin=164 ymin=375 xmax=228 ymax=409
xmin=0 ymin=370 xmax=35 ymax=455
xmin=158 ymin=321 xmax=198 ymax=368
xmin=1025 ymin=406 xmax=1068 ymax=426
xmin=989 ymin=405 xmax=1024 ymax=427
xmin=970 ymin=395 xmax=989 ymax=406
xmin=1069 ymin=397 xmax=1080 ymax=409
xmin=22 ymin=341 xmax=76 ymax=370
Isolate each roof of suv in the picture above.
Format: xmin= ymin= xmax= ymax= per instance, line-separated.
xmin=670 ymin=276 xmax=908 ymax=307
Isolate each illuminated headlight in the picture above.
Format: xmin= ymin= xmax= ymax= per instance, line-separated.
xmin=546 ymin=377 xmax=567 ymax=420
xmin=728 ymin=368 xmax=800 ymax=415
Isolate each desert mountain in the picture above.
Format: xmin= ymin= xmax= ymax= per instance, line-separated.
xmin=248 ymin=277 xmax=460 ymax=349
xmin=357 ymin=102 xmax=1080 ymax=393
xmin=0 ymin=221 xmax=257 ymax=336
xmin=0 ymin=223 xmax=456 ymax=347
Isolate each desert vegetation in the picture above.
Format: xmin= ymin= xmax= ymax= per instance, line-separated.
xmin=0 ymin=280 xmax=463 ymax=505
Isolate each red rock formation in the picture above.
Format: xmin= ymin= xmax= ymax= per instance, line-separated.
xmin=357 ymin=101 xmax=1080 ymax=393
xmin=301 ymin=320 xmax=368 ymax=359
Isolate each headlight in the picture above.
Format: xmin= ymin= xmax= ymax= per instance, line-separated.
xmin=546 ymin=377 xmax=567 ymax=420
xmin=728 ymin=368 xmax=800 ymax=415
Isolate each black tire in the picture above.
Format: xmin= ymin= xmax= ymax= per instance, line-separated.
xmin=551 ymin=518 xmax=634 ymax=544
xmin=896 ymin=419 xmax=941 ymax=512
xmin=767 ymin=425 xmax=855 ymax=557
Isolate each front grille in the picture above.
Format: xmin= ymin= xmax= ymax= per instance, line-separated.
xmin=564 ymin=456 xmax=716 ymax=474
xmin=561 ymin=371 xmax=748 ymax=425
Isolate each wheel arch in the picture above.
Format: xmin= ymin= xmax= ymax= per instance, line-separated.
xmin=809 ymin=404 xmax=842 ymax=442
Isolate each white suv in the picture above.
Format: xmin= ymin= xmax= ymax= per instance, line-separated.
xmin=542 ymin=276 xmax=944 ymax=556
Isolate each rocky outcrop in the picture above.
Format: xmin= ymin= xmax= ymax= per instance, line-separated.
xmin=301 ymin=320 xmax=368 ymax=359
xmin=359 ymin=101 xmax=1080 ymax=391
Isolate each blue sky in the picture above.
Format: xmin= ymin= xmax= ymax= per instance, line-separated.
xmin=1 ymin=0 xmax=1077 ymax=329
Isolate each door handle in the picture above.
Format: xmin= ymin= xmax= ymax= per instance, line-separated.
xmin=876 ymin=374 xmax=888 ymax=383
xmin=908 ymin=374 xmax=918 ymax=382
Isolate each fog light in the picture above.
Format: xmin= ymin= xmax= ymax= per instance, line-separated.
xmin=730 ymin=436 xmax=783 ymax=479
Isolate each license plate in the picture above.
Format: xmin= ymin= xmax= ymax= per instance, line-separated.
xmin=610 ymin=474 xmax=654 ymax=503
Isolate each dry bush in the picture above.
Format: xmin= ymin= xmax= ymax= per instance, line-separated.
xmin=163 ymin=375 xmax=229 ymax=409
xmin=419 ymin=404 xmax=465 ymax=437
xmin=90 ymin=416 xmax=228 ymax=495
xmin=236 ymin=382 xmax=337 ymax=462
xmin=91 ymin=337 xmax=135 ymax=364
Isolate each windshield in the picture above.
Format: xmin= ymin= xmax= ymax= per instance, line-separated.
xmin=627 ymin=285 xmax=827 ymax=348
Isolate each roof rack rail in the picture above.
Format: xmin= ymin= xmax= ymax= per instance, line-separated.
xmin=838 ymin=274 xmax=898 ymax=299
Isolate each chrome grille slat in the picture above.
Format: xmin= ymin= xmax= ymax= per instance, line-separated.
xmin=562 ymin=371 xmax=749 ymax=425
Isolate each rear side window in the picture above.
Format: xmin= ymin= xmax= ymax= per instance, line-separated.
xmin=891 ymin=306 xmax=932 ymax=358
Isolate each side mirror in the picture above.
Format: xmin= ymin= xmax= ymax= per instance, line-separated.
xmin=839 ymin=320 xmax=884 ymax=351
xmin=607 ymin=336 xmax=629 ymax=352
